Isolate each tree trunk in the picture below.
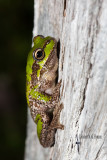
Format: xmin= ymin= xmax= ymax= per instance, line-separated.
xmin=24 ymin=0 xmax=107 ymax=160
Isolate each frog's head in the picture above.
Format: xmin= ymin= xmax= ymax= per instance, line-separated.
xmin=26 ymin=35 xmax=58 ymax=89
xmin=32 ymin=35 xmax=58 ymax=79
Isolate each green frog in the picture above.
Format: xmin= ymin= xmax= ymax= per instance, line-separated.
xmin=26 ymin=35 xmax=64 ymax=147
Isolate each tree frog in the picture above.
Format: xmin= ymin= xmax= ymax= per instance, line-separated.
xmin=26 ymin=35 xmax=64 ymax=147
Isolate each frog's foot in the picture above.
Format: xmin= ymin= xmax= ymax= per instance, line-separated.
xmin=50 ymin=123 xmax=64 ymax=130
xmin=49 ymin=103 xmax=64 ymax=130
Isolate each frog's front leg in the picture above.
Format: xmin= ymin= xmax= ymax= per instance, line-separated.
xmin=47 ymin=80 xmax=62 ymax=108
xmin=52 ymin=80 xmax=62 ymax=102
xmin=47 ymin=80 xmax=64 ymax=129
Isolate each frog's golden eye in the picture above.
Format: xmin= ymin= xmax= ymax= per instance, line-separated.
xmin=33 ymin=48 xmax=45 ymax=60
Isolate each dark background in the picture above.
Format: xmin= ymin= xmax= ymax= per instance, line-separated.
xmin=0 ymin=0 xmax=34 ymax=159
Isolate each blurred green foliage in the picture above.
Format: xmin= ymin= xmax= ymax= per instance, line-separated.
xmin=0 ymin=0 xmax=34 ymax=159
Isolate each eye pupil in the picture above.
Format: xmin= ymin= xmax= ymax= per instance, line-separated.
xmin=33 ymin=49 xmax=45 ymax=60
xmin=37 ymin=51 xmax=43 ymax=58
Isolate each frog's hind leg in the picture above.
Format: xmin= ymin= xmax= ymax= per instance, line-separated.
xmin=36 ymin=112 xmax=56 ymax=147
xmin=37 ymin=103 xmax=64 ymax=147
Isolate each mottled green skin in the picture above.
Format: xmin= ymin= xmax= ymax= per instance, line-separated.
xmin=30 ymin=85 xmax=51 ymax=102
xmin=26 ymin=35 xmax=64 ymax=147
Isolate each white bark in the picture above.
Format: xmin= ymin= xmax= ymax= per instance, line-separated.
xmin=24 ymin=0 xmax=107 ymax=160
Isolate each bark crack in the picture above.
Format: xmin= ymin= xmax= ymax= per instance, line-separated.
xmin=80 ymin=60 xmax=93 ymax=113
xmin=80 ymin=27 xmax=94 ymax=114
xmin=94 ymin=141 xmax=104 ymax=160
xmin=63 ymin=0 xmax=66 ymax=17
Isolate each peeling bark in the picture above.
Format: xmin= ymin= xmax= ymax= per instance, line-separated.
xmin=24 ymin=0 xmax=107 ymax=160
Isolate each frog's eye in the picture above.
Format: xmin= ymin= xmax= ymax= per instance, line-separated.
xmin=33 ymin=49 xmax=45 ymax=60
